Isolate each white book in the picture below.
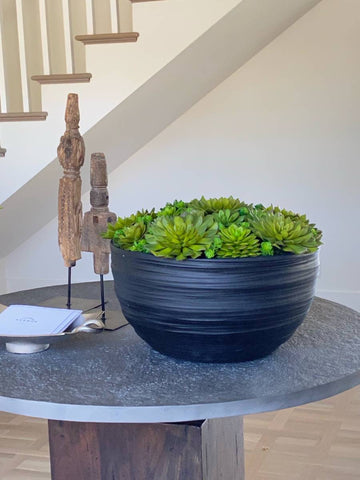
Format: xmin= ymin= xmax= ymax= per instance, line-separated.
xmin=0 ymin=305 xmax=83 ymax=336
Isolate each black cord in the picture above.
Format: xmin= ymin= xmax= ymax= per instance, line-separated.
xmin=103 ymin=322 xmax=129 ymax=332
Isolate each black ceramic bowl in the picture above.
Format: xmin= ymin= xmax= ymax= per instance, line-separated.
xmin=111 ymin=244 xmax=319 ymax=362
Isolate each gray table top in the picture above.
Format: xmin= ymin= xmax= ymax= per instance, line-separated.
xmin=0 ymin=282 xmax=359 ymax=423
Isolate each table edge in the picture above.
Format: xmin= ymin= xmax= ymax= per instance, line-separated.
xmin=1 ymin=370 xmax=359 ymax=423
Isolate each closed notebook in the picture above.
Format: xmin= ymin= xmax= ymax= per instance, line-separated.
xmin=0 ymin=305 xmax=83 ymax=336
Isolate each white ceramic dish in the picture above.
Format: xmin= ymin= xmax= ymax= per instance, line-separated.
xmin=0 ymin=315 xmax=105 ymax=354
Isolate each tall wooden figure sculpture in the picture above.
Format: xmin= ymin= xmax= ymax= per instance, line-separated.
xmin=81 ymin=153 xmax=116 ymax=320
xmin=58 ymin=94 xmax=85 ymax=308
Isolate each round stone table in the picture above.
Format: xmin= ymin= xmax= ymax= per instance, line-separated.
xmin=0 ymin=282 xmax=359 ymax=480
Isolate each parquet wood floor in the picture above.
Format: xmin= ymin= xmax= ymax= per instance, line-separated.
xmin=0 ymin=386 xmax=359 ymax=479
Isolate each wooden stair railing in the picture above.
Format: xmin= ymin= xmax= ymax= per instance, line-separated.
xmin=0 ymin=0 xmax=92 ymax=121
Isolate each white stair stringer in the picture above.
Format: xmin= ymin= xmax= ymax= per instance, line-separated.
xmin=0 ymin=0 xmax=321 ymax=261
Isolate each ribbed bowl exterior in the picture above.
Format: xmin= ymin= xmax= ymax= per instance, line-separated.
xmin=111 ymin=245 xmax=320 ymax=362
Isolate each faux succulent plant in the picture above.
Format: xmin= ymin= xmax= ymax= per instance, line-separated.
xmin=216 ymin=224 xmax=261 ymax=258
xmin=189 ymin=196 xmax=246 ymax=214
xmin=145 ymin=213 xmax=218 ymax=260
xmin=249 ymin=210 xmax=321 ymax=255
xmin=103 ymin=197 xmax=322 ymax=260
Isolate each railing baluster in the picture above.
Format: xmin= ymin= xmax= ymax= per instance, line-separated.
xmin=0 ymin=0 xmax=23 ymax=112
xmin=0 ymin=9 xmax=7 ymax=113
xmin=110 ymin=0 xmax=118 ymax=34
xmin=21 ymin=0 xmax=43 ymax=112
xmin=85 ymin=0 xmax=94 ymax=34
xmin=117 ymin=0 xmax=133 ymax=33
xmin=39 ymin=0 xmax=50 ymax=75
xmin=92 ymin=0 xmax=112 ymax=34
xmin=68 ymin=0 xmax=87 ymax=73
xmin=45 ymin=0 xmax=67 ymax=74
xmin=15 ymin=0 xmax=29 ymax=112
xmin=61 ymin=0 xmax=73 ymax=74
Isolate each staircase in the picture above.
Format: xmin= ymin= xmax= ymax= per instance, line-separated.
xmin=0 ymin=0 xmax=158 ymax=124
xmin=0 ymin=0 xmax=243 ymax=199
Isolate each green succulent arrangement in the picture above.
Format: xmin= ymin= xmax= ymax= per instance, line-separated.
xmin=102 ymin=197 xmax=322 ymax=260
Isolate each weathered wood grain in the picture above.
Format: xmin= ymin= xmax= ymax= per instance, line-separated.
xmin=57 ymin=93 xmax=85 ymax=268
xmin=48 ymin=421 xmax=203 ymax=480
xmin=81 ymin=153 xmax=116 ymax=275
xmin=202 ymin=416 xmax=244 ymax=479
xmin=48 ymin=418 xmax=244 ymax=479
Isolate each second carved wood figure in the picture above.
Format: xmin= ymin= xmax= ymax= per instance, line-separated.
xmin=81 ymin=152 xmax=116 ymax=275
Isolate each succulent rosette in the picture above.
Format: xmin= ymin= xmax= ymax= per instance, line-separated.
xmin=103 ymin=197 xmax=322 ymax=260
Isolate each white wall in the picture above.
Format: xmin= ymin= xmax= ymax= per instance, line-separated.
xmin=3 ymin=0 xmax=360 ymax=310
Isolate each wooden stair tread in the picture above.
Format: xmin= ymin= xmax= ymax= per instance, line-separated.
xmin=75 ymin=33 xmax=139 ymax=45
xmin=0 ymin=112 xmax=48 ymax=122
xmin=31 ymin=73 xmax=92 ymax=84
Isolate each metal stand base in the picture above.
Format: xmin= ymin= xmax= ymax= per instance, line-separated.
xmin=40 ymin=296 xmax=101 ymax=312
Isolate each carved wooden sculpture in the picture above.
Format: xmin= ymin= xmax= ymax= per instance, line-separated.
xmin=81 ymin=152 xmax=116 ymax=274
xmin=81 ymin=153 xmax=116 ymax=319
xmin=58 ymin=94 xmax=85 ymax=307
xmin=58 ymin=93 xmax=85 ymax=268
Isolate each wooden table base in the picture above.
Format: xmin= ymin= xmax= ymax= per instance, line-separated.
xmin=48 ymin=417 xmax=244 ymax=480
